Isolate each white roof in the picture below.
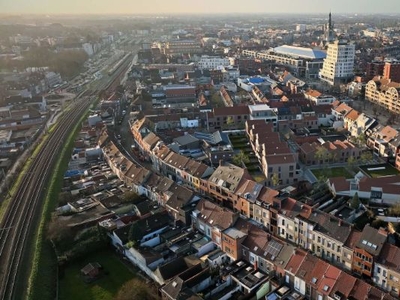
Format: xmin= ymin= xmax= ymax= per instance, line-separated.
xmin=273 ymin=45 xmax=326 ymax=60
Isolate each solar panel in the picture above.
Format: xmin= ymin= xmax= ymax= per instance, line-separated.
xmin=264 ymin=240 xmax=283 ymax=257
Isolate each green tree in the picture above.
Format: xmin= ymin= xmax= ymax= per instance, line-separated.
xmin=211 ymin=91 xmax=224 ymax=108
xmin=347 ymin=156 xmax=357 ymax=171
xmin=350 ymin=192 xmax=361 ymax=210
xmin=114 ymin=278 xmax=153 ymax=300
xmin=122 ymin=191 xmax=142 ymax=203
xmin=232 ymin=150 xmax=250 ymax=167
xmin=271 ymin=173 xmax=280 ymax=187
xmin=314 ymin=146 xmax=328 ymax=165
xmin=360 ymin=151 xmax=373 ymax=164
xmin=357 ymin=133 xmax=367 ymax=146
xmin=226 ymin=116 xmax=235 ymax=127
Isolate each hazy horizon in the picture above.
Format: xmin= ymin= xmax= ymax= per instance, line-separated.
xmin=2 ymin=0 xmax=400 ymax=15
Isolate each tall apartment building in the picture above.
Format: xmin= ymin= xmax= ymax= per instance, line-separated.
xmin=383 ymin=61 xmax=400 ymax=82
xmin=319 ymin=39 xmax=355 ymax=86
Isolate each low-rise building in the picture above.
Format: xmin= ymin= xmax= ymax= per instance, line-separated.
xmin=352 ymin=224 xmax=387 ymax=277
xmin=374 ymin=243 xmax=400 ymax=297
xmin=305 ymin=89 xmax=336 ymax=105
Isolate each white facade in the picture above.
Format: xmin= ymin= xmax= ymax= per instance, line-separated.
xmin=374 ymin=263 xmax=389 ymax=291
xmin=222 ymin=67 xmax=240 ymax=81
xmin=198 ymin=55 xmax=230 ymax=70
xmin=319 ymin=39 xmax=355 ymax=86
xmin=248 ymin=104 xmax=278 ymax=127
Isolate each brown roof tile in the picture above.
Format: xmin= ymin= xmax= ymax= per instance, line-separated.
xmin=285 ymin=249 xmax=307 ymax=274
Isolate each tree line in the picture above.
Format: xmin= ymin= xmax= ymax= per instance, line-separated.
xmin=0 ymin=47 xmax=88 ymax=79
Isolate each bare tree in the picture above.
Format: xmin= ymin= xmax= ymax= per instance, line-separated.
xmin=114 ymin=278 xmax=154 ymax=300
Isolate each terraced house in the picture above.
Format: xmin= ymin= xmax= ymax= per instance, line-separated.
xmin=101 ymin=115 xmax=400 ymax=300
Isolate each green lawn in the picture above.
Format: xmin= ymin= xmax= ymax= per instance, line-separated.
xmin=312 ymin=167 xmax=353 ymax=179
xmin=359 ymin=164 xmax=400 ymax=178
xmin=251 ymin=172 xmax=266 ymax=183
xmin=59 ymin=250 xmax=135 ymax=300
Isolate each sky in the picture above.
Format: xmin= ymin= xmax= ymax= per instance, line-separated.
xmin=1 ymin=0 xmax=400 ymax=15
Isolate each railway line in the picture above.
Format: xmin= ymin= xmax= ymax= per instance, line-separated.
xmin=0 ymin=44 xmax=132 ymax=300
xmin=0 ymin=91 xmax=95 ymax=300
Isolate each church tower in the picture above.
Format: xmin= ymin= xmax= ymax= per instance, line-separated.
xmin=326 ymin=11 xmax=335 ymax=44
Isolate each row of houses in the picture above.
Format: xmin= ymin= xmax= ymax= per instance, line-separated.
xmin=330 ymin=96 xmax=400 ymax=172
xmin=127 ymin=115 xmax=400 ymax=296
xmin=192 ymin=195 xmax=400 ymax=298
xmin=99 ymin=118 xmax=400 ymax=298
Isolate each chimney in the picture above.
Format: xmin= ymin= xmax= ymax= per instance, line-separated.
xmin=338 ymin=219 xmax=342 ymax=227
xmin=219 ymin=159 xmax=223 ymax=166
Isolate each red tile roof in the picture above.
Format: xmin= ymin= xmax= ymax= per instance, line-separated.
xmin=330 ymin=271 xmax=357 ymax=298
xmin=285 ymin=249 xmax=307 ymax=275
xmin=317 ymin=265 xmax=341 ymax=295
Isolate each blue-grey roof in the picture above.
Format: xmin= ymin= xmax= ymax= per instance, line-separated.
xmin=193 ymin=131 xmax=230 ymax=146
xmin=248 ymin=77 xmax=265 ymax=84
xmin=273 ymin=45 xmax=326 ymax=60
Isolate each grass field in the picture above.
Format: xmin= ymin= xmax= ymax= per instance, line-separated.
xmin=359 ymin=164 xmax=400 ymax=178
xmin=312 ymin=167 xmax=353 ymax=179
xmin=59 ymin=250 xmax=135 ymax=300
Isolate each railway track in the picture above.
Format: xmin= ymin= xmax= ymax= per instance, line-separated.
xmin=0 ymin=92 xmax=95 ymax=300
xmin=0 ymin=49 xmax=129 ymax=300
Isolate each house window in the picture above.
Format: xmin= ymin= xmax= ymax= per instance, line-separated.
xmin=282 ymin=219 xmax=285 ymax=226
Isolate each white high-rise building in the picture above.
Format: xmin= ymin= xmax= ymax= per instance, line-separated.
xmin=319 ymin=39 xmax=355 ymax=86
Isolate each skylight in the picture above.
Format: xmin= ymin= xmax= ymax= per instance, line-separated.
xmin=312 ymin=277 xmax=318 ymax=284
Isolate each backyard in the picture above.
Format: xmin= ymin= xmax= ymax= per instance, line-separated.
xmin=59 ymin=249 xmax=136 ymax=300
xmin=312 ymin=166 xmax=354 ymax=180
xmin=359 ymin=164 xmax=400 ymax=178
xmin=229 ymin=134 xmax=266 ymax=182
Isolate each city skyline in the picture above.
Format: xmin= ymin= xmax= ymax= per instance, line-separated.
xmin=2 ymin=0 xmax=400 ymax=15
